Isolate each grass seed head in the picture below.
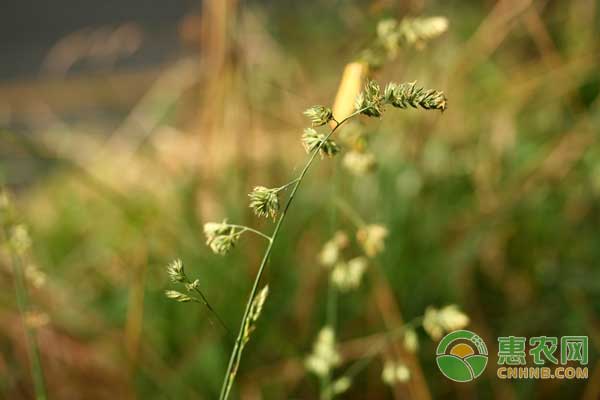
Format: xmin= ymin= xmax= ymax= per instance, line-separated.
xmin=303 ymin=105 xmax=333 ymax=127
xmin=302 ymin=128 xmax=341 ymax=158
xmin=248 ymin=186 xmax=280 ymax=219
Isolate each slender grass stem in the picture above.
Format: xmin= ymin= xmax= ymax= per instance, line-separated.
xmin=3 ymin=230 xmax=47 ymax=400
xmin=319 ymin=162 xmax=339 ymax=400
xmin=218 ymin=109 xmax=365 ymax=400
xmin=191 ymin=287 xmax=233 ymax=338
xmin=276 ymin=177 xmax=300 ymax=192
xmin=319 ymin=281 xmax=338 ymax=400
xmin=319 ymin=376 xmax=333 ymax=400
xmin=226 ymin=225 xmax=272 ymax=242
xmin=325 ymin=284 xmax=338 ymax=336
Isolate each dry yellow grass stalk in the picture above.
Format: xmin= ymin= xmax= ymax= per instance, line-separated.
xmin=332 ymin=62 xmax=369 ymax=122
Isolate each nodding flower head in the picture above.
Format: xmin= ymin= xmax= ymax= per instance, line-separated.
xmin=185 ymin=279 xmax=201 ymax=291
xmin=355 ymin=80 xmax=384 ymax=117
xmin=357 ymin=79 xmax=447 ymax=116
xmin=208 ymin=234 xmax=238 ymax=255
xmin=302 ymin=128 xmax=340 ymax=158
xmin=166 ymin=259 xmax=186 ymax=283
xmin=384 ymin=81 xmax=447 ymax=111
xmin=203 ymin=220 xmax=238 ymax=255
xmin=249 ymin=186 xmax=280 ymax=219
xmin=303 ymin=105 xmax=333 ymax=127
xmin=165 ymin=290 xmax=193 ymax=303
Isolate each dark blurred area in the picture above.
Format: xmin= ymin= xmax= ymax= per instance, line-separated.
xmin=0 ymin=0 xmax=196 ymax=79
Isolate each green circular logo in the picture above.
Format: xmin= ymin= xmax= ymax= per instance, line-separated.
xmin=436 ymin=330 xmax=488 ymax=382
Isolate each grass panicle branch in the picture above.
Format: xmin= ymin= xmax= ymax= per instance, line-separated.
xmin=218 ymin=108 xmax=366 ymax=400
xmin=163 ymin=78 xmax=446 ymax=399
xmin=356 ymin=79 xmax=447 ymax=118
xmin=164 ymin=259 xmax=231 ymax=336
xmin=216 ymin=79 xmax=446 ymax=397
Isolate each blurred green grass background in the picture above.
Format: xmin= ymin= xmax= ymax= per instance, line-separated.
xmin=1 ymin=0 xmax=600 ymax=398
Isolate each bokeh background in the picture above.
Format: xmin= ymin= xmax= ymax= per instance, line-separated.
xmin=1 ymin=0 xmax=600 ymax=398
